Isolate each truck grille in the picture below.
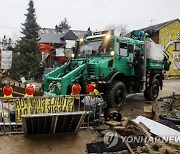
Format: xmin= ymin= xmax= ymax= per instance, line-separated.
xmin=88 ymin=65 xmax=95 ymax=75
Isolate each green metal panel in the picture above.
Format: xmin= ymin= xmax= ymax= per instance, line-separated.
xmin=146 ymin=59 xmax=164 ymax=70
xmin=43 ymin=60 xmax=86 ymax=95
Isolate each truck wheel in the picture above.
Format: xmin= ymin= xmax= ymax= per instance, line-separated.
xmin=144 ymin=90 xmax=150 ymax=100
xmin=144 ymin=78 xmax=159 ymax=101
xmin=104 ymin=81 xmax=126 ymax=108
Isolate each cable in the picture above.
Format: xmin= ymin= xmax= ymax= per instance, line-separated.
xmin=0 ymin=23 xmax=21 ymax=39
xmin=108 ymin=0 xmax=140 ymax=27
xmin=0 ymin=23 xmax=20 ymax=30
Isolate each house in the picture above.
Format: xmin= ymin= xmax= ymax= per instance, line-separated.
xmin=38 ymin=28 xmax=77 ymax=67
xmin=38 ymin=28 xmax=89 ymax=67
xmin=127 ymin=19 xmax=180 ymax=76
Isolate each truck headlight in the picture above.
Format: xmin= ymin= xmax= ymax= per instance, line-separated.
xmin=80 ymin=38 xmax=84 ymax=42
xmin=71 ymin=53 xmax=75 ymax=58
xmin=105 ymin=34 xmax=111 ymax=39
xmin=110 ymin=51 xmax=115 ymax=56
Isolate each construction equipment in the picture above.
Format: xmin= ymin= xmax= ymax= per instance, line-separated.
xmin=41 ymin=30 xmax=170 ymax=108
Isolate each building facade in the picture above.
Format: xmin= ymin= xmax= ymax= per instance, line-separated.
xmin=140 ymin=19 xmax=180 ymax=76
xmin=159 ymin=20 xmax=180 ymax=76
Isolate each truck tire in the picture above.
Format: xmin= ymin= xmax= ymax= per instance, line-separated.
xmin=104 ymin=81 xmax=126 ymax=108
xmin=144 ymin=90 xmax=150 ymax=100
xmin=144 ymin=78 xmax=159 ymax=101
xmin=159 ymin=115 xmax=180 ymax=125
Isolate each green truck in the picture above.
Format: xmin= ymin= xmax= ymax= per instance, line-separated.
xmin=41 ymin=30 xmax=170 ymax=108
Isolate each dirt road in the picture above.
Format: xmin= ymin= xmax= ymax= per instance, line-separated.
xmin=121 ymin=78 xmax=180 ymax=118
xmin=0 ymin=79 xmax=179 ymax=154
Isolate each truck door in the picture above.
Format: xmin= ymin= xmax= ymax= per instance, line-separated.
xmin=115 ymin=42 xmax=134 ymax=76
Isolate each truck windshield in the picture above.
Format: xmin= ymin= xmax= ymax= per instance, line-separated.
xmin=78 ymin=39 xmax=113 ymax=57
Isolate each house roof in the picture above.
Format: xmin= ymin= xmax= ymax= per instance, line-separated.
xmin=126 ymin=18 xmax=179 ymax=38
xmin=140 ymin=18 xmax=179 ymax=33
xmin=39 ymin=28 xmax=78 ymax=44
xmin=72 ymin=30 xmax=88 ymax=38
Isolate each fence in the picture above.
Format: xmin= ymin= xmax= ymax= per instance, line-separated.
xmin=0 ymin=94 xmax=105 ymax=135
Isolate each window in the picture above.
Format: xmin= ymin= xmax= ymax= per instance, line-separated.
xmin=78 ymin=38 xmax=113 ymax=57
xmin=174 ymin=41 xmax=180 ymax=51
xmin=119 ymin=43 xmax=128 ymax=57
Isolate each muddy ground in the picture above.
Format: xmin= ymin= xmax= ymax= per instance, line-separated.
xmin=0 ymin=79 xmax=180 ymax=154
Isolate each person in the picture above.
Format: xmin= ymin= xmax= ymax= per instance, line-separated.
xmin=2 ymin=35 xmax=7 ymax=48
xmin=86 ymin=27 xmax=92 ymax=37
xmin=38 ymin=62 xmax=45 ymax=80
xmin=128 ymin=47 xmax=144 ymax=93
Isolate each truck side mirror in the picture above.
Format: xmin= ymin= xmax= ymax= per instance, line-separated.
xmin=128 ymin=45 xmax=134 ymax=53
xmin=71 ymin=47 xmax=75 ymax=52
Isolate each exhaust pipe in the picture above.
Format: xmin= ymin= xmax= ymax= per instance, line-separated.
xmin=141 ymin=39 xmax=148 ymax=92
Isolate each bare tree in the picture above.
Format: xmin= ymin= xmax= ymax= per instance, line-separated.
xmin=104 ymin=24 xmax=128 ymax=36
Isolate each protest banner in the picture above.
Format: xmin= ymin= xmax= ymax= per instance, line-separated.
xmin=1 ymin=96 xmax=74 ymax=122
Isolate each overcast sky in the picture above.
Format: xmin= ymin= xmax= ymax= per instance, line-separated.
xmin=0 ymin=0 xmax=179 ymax=40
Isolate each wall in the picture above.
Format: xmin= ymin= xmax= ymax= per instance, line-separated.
xmin=151 ymin=33 xmax=159 ymax=44
xmin=159 ymin=20 xmax=180 ymax=76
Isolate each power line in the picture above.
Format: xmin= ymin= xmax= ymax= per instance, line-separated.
xmin=108 ymin=0 xmax=140 ymax=27
xmin=0 ymin=23 xmax=20 ymax=30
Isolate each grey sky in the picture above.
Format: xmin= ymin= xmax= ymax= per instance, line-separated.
xmin=0 ymin=0 xmax=179 ymax=40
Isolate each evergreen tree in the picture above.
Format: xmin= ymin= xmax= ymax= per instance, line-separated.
xmin=10 ymin=0 xmax=41 ymax=80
